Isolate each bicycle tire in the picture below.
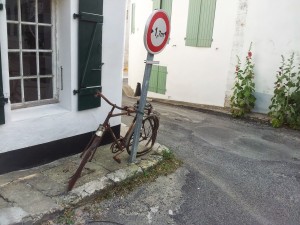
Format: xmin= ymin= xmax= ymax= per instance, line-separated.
xmin=67 ymin=135 xmax=102 ymax=191
xmin=126 ymin=115 xmax=159 ymax=156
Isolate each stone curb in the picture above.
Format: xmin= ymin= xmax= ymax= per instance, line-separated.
xmin=0 ymin=144 xmax=170 ymax=225
xmin=61 ymin=144 xmax=168 ymax=208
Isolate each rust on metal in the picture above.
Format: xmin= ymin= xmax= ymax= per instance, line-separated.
xmin=67 ymin=91 xmax=160 ymax=191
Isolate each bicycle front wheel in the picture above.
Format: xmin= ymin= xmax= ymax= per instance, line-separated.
xmin=126 ymin=115 xmax=159 ymax=156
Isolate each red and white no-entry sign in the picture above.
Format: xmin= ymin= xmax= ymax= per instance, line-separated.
xmin=144 ymin=10 xmax=170 ymax=54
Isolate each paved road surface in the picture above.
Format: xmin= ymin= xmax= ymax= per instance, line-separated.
xmin=72 ymin=95 xmax=300 ymax=225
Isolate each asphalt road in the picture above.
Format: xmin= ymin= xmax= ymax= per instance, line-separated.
xmin=73 ymin=95 xmax=300 ymax=225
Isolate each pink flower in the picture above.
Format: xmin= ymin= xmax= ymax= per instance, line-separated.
xmin=235 ymin=66 xmax=239 ymax=72
xmin=248 ymin=51 xmax=252 ymax=58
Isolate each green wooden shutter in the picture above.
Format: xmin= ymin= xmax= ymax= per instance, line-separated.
xmin=149 ymin=65 xmax=158 ymax=92
xmin=76 ymin=0 xmax=103 ymax=111
xmin=161 ymin=0 xmax=173 ymax=20
xmin=186 ymin=0 xmax=202 ymax=47
xmin=186 ymin=0 xmax=216 ymax=47
xmin=153 ymin=0 xmax=161 ymax=10
xmin=0 ymin=45 xmax=5 ymax=125
xmin=153 ymin=0 xmax=172 ymax=19
xmin=149 ymin=65 xmax=167 ymax=94
xmin=131 ymin=3 xmax=135 ymax=34
xmin=197 ymin=0 xmax=216 ymax=47
xmin=157 ymin=66 xmax=167 ymax=94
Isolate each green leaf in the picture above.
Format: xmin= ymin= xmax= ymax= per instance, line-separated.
xmin=287 ymin=81 xmax=295 ymax=88
xmin=271 ymin=118 xmax=283 ymax=128
xmin=244 ymin=90 xmax=251 ymax=97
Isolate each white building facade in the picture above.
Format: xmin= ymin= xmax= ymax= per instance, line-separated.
xmin=128 ymin=0 xmax=300 ymax=113
xmin=0 ymin=0 xmax=126 ymax=173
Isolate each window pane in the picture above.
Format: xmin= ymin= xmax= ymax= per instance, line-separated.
xmin=24 ymin=79 xmax=38 ymax=101
xmin=21 ymin=0 xmax=36 ymax=22
xmin=38 ymin=0 xmax=51 ymax=24
xmin=6 ymin=0 xmax=18 ymax=21
xmin=7 ymin=24 xmax=19 ymax=49
xmin=8 ymin=53 xmax=20 ymax=77
xmin=22 ymin=25 xmax=36 ymax=49
xmin=38 ymin=26 xmax=51 ymax=49
xmin=10 ymin=80 xmax=22 ymax=103
xmin=40 ymin=78 xmax=53 ymax=99
xmin=23 ymin=52 xmax=37 ymax=76
xmin=39 ymin=53 xmax=52 ymax=75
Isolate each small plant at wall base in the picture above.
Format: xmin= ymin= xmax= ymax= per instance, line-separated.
xmin=269 ymin=53 xmax=300 ymax=129
xmin=230 ymin=45 xmax=256 ymax=117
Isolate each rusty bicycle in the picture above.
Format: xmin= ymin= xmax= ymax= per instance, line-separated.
xmin=68 ymin=91 xmax=160 ymax=191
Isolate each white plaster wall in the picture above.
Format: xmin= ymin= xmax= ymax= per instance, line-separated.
xmin=0 ymin=0 xmax=11 ymax=124
xmin=129 ymin=0 xmax=300 ymax=113
xmin=224 ymin=0 xmax=249 ymax=107
xmin=242 ymin=0 xmax=300 ymax=113
xmin=123 ymin=0 xmax=130 ymax=72
xmin=128 ymin=0 xmax=238 ymax=106
xmin=0 ymin=0 xmax=126 ymax=153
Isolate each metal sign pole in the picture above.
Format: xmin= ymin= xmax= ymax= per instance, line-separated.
xmin=129 ymin=9 xmax=170 ymax=163
xmin=129 ymin=53 xmax=154 ymax=163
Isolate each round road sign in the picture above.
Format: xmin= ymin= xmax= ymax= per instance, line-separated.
xmin=144 ymin=10 xmax=170 ymax=54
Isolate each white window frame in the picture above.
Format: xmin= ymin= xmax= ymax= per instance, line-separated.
xmin=6 ymin=0 xmax=58 ymax=109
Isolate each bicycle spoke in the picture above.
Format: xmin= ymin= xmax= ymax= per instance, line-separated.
xmin=126 ymin=115 xmax=159 ymax=156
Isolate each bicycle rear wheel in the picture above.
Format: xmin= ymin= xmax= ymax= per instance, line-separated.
xmin=126 ymin=115 xmax=159 ymax=156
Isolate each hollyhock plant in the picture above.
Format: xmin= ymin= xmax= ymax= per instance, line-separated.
xmin=230 ymin=43 xmax=256 ymax=117
xmin=269 ymin=53 xmax=300 ymax=129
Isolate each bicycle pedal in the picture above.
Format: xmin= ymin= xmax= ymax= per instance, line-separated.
xmin=113 ymin=156 xmax=121 ymax=164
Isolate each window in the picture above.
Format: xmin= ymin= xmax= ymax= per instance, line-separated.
xmin=131 ymin=3 xmax=135 ymax=34
xmin=6 ymin=0 xmax=55 ymax=107
xmin=149 ymin=65 xmax=167 ymax=94
xmin=153 ymin=0 xmax=173 ymax=20
xmin=185 ymin=0 xmax=217 ymax=47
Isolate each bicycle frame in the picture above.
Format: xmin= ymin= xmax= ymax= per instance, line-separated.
xmin=68 ymin=91 xmax=158 ymax=191
xmin=81 ymin=91 xmax=136 ymax=163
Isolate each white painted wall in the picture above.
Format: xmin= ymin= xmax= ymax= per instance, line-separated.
xmin=129 ymin=0 xmax=300 ymax=114
xmin=123 ymin=0 xmax=130 ymax=73
xmin=128 ymin=0 xmax=238 ymax=106
xmin=0 ymin=0 xmax=126 ymax=153
xmin=239 ymin=0 xmax=300 ymax=113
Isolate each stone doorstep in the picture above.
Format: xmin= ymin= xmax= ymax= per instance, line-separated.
xmin=0 ymin=143 xmax=168 ymax=225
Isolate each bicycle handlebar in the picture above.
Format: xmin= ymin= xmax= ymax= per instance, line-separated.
xmin=95 ymin=91 xmax=135 ymax=113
